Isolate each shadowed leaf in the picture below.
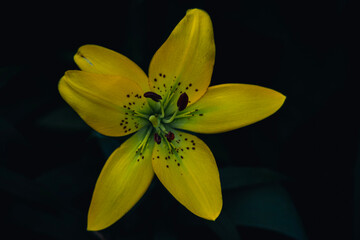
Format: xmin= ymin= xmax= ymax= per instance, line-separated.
xmin=220 ymin=167 xmax=285 ymax=190
xmin=224 ymin=184 xmax=307 ymax=240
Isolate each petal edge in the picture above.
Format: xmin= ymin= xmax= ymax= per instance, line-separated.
xmin=58 ymin=70 xmax=151 ymax=136
xmin=148 ymin=9 xmax=215 ymax=114
xmin=88 ymin=128 xmax=154 ymax=231
xmin=74 ymin=44 xmax=150 ymax=92
xmin=152 ymin=129 xmax=222 ymax=220
xmin=170 ymin=84 xmax=286 ymax=134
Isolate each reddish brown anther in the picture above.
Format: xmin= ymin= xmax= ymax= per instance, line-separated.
xmin=144 ymin=91 xmax=162 ymax=102
xmin=177 ymin=93 xmax=189 ymax=111
xmin=165 ymin=131 xmax=175 ymax=142
xmin=154 ymin=133 xmax=161 ymax=144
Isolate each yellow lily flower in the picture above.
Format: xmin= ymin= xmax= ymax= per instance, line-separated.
xmin=58 ymin=9 xmax=286 ymax=231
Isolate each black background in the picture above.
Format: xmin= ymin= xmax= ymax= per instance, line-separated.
xmin=0 ymin=0 xmax=358 ymax=239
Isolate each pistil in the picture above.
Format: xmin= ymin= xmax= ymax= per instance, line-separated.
xmin=149 ymin=115 xmax=160 ymax=127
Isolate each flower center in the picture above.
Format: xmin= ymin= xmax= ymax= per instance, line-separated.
xmin=143 ymin=91 xmax=191 ymax=147
xmin=148 ymin=113 xmax=174 ymax=145
xmin=144 ymin=91 xmax=189 ymax=125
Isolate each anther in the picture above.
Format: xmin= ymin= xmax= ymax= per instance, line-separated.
xmin=165 ymin=131 xmax=175 ymax=142
xmin=154 ymin=133 xmax=161 ymax=144
xmin=177 ymin=92 xmax=189 ymax=111
xmin=144 ymin=91 xmax=162 ymax=102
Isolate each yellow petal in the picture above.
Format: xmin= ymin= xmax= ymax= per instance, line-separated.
xmin=58 ymin=70 xmax=151 ymax=136
xmin=148 ymin=9 xmax=215 ymax=114
xmin=74 ymin=44 xmax=150 ymax=92
xmin=170 ymin=84 xmax=286 ymax=134
xmin=88 ymin=127 xmax=155 ymax=231
xmin=152 ymin=129 xmax=222 ymax=220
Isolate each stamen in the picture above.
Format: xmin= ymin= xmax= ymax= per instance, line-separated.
xmin=177 ymin=92 xmax=189 ymax=111
xmin=155 ymin=126 xmax=177 ymax=153
xmin=144 ymin=91 xmax=162 ymax=102
xmin=163 ymin=89 xmax=176 ymax=108
xmin=162 ymin=92 xmax=188 ymax=123
xmin=132 ymin=110 xmax=149 ymax=119
xmin=165 ymin=131 xmax=175 ymax=142
xmin=136 ymin=127 xmax=152 ymax=154
xmin=174 ymin=109 xmax=201 ymax=119
xmin=159 ymin=124 xmax=168 ymax=134
xmin=162 ymin=109 xmax=178 ymax=124
xmin=154 ymin=133 xmax=161 ymax=144
xmin=159 ymin=102 xmax=165 ymax=118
